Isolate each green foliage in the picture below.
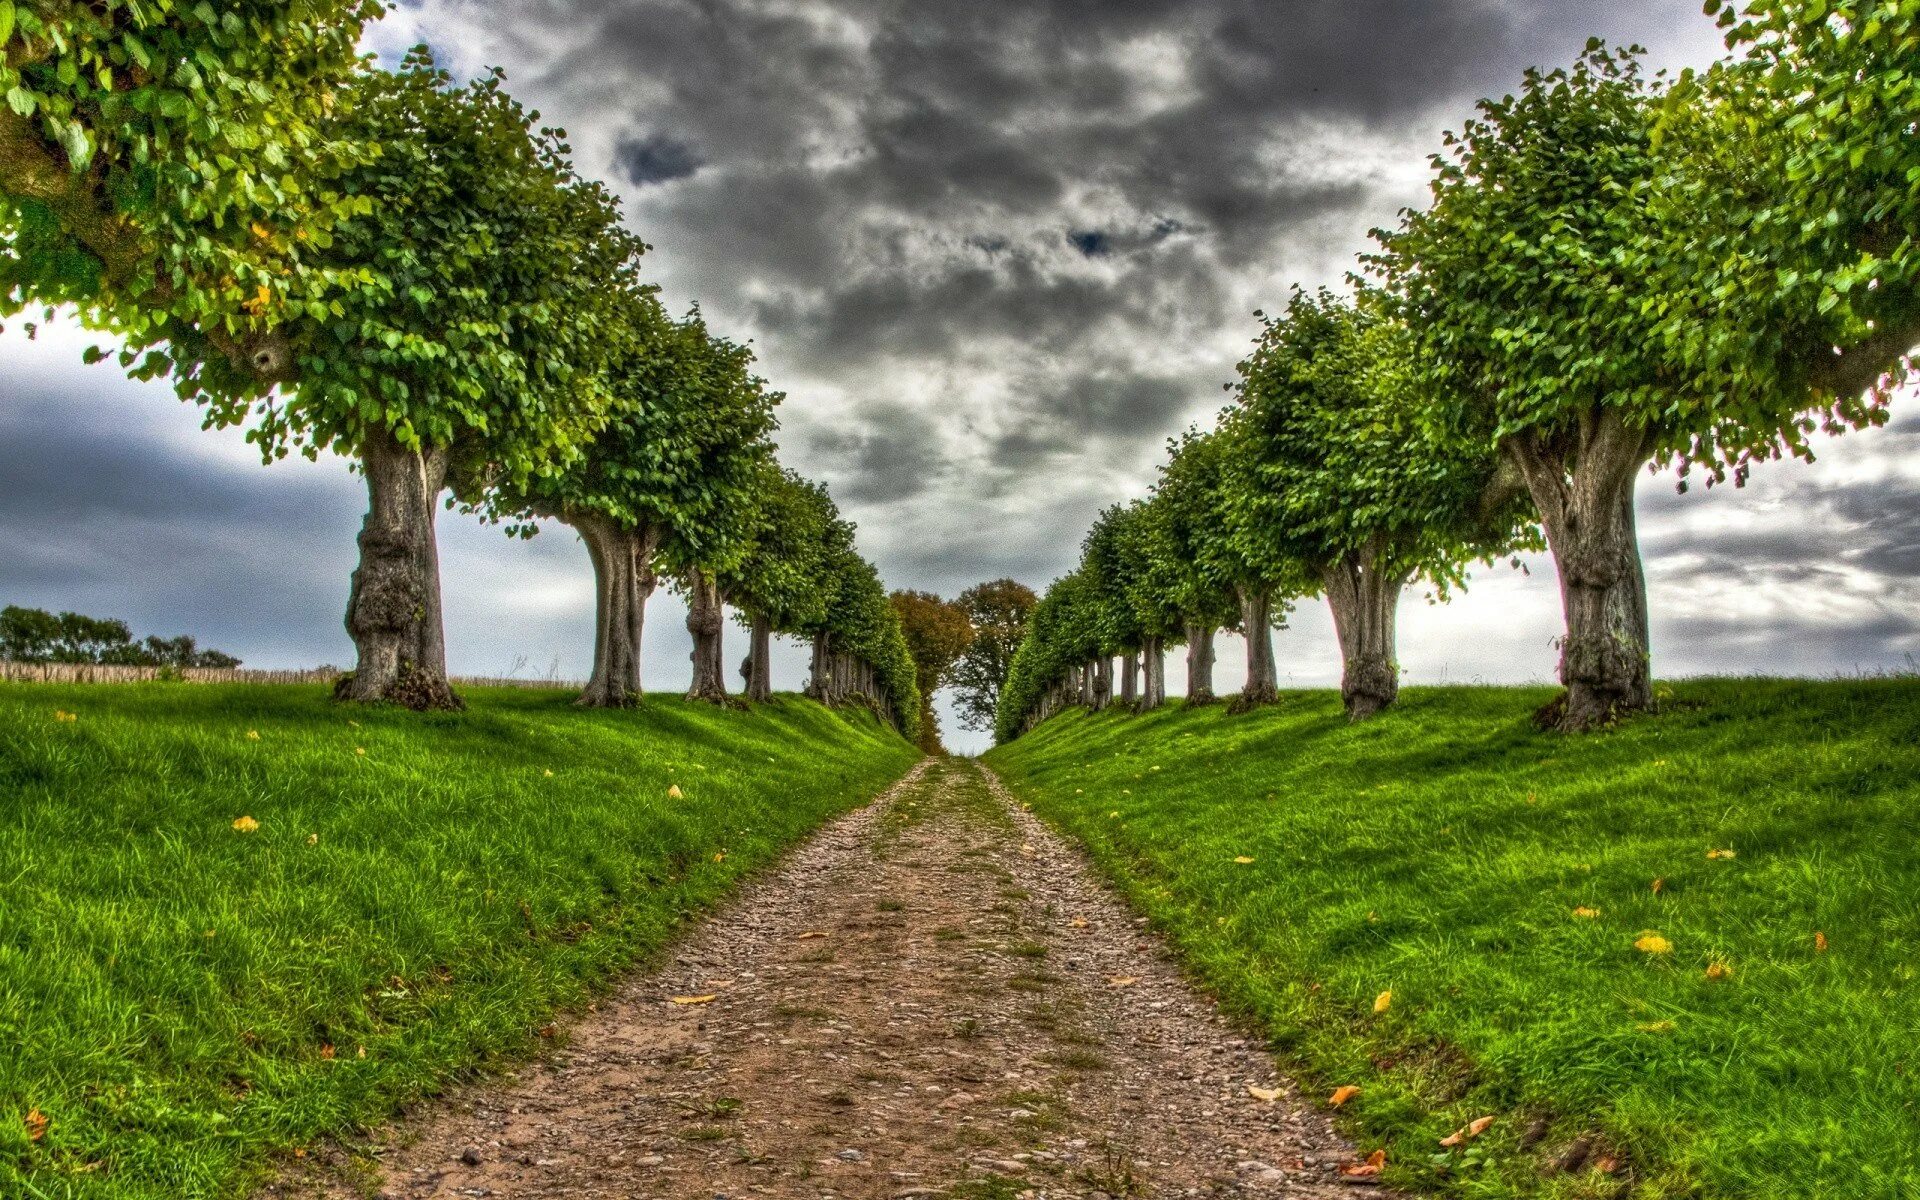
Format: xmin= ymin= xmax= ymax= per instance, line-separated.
xmin=988 ymin=679 xmax=1920 ymax=1198
xmin=219 ymin=50 xmax=647 ymax=500
xmin=0 ymin=0 xmax=379 ymax=354
xmin=729 ymin=467 xmax=839 ymax=633
xmin=1079 ymin=504 xmax=1148 ymax=655
xmin=1231 ymin=286 xmax=1535 ymax=591
xmin=821 ymin=552 xmax=923 ymax=739
xmin=948 ymin=578 xmax=1038 ymax=735
xmin=0 ymin=604 xmax=240 ymax=667
xmin=0 ymin=682 xmax=917 ymax=1199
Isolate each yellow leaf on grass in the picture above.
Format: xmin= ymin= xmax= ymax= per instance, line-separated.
xmin=1339 ymin=1149 xmax=1386 ymax=1178
xmin=1572 ymin=906 xmax=1601 ymax=918
xmin=306 ymin=833 xmax=319 ymax=845
xmin=667 ymin=784 xmax=684 ymax=799
xmin=1233 ymin=856 xmax=1255 ymax=864
xmin=1635 ymin=933 xmax=1673 ymax=955
xmin=1814 ymin=930 xmax=1829 ymax=953
xmin=670 ymin=994 xmax=717 ymax=1005
xmin=1707 ymin=848 xmax=1736 ymax=860
xmin=1439 ymin=1127 xmax=1466 ymax=1147
xmin=1704 ymin=960 xmax=1732 ymax=980
xmin=1373 ymin=990 xmax=1392 ymax=1013
xmin=1246 ymin=1084 xmax=1282 ymax=1102
xmin=543 ymin=769 xmax=554 ymax=777
xmin=1651 ymin=877 xmax=1664 ymax=894
xmin=232 ymin=815 xmax=260 ymax=833
xmin=1468 ymin=1115 xmax=1493 ymax=1137
xmin=245 ymin=730 xmax=261 ymax=741
xmin=1329 ymin=1085 xmax=1361 ymax=1108
xmin=25 ymin=1108 xmax=49 ymax=1142
xmin=354 ymin=747 xmax=366 ymax=757
xmin=1638 ymin=1020 xmax=1676 ymax=1032
xmin=54 ymin=710 xmax=77 ymax=723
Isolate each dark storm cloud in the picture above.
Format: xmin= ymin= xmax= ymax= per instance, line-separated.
xmin=612 ymin=132 xmax=704 ymax=186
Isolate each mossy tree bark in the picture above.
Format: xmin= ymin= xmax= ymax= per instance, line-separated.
xmin=1235 ymin=587 xmax=1279 ymax=709
xmin=685 ymin=567 xmax=730 ymax=703
xmin=573 ymin=513 xmax=658 ymax=708
xmin=1322 ymin=537 xmax=1410 ymax=721
xmin=1506 ymin=409 xmax=1655 ymax=731
xmin=1185 ymin=624 xmax=1216 ymax=704
xmin=336 ymin=427 xmax=461 ymax=710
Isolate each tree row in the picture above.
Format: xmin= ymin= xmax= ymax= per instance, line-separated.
xmin=999 ymin=4 xmax=1917 ymax=740
xmin=0 ymin=6 xmax=919 ymax=732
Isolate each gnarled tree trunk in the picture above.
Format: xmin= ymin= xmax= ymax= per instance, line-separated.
xmin=1119 ymin=651 xmax=1138 ymax=707
xmin=573 ymin=514 xmax=658 ymax=708
xmin=685 ymin=567 xmax=729 ymax=703
xmin=1322 ymin=539 xmax=1409 ymax=721
xmin=746 ymin=611 xmax=774 ymax=703
xmin=1092 ymin=656 xmax=1113 ymax=711
xmin=337 ymin=428 xmax=461 ymax=710
xmin=1507 ymin=410 xmax=1655 ymax=732
xmin=1140 ymin=635 xmax=1165 ymax=710
xmin=1236 ymin=587 xmax=1278 ymax=709
xmin=1185 ymin=624 xmax=1216 ymax=704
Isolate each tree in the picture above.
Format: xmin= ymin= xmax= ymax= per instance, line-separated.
xmin=888 ymin=590 xmax=974 ymax=752
xmin=0 ymin=605 xmax=240 ymax=667
xmin=1650 ymin=1 xmax=1920 ymax=426
xmin=1 ymin=1 xmax=379 ymax=380
xmin=949 ymin=578 xmax=1037 ymax=734
xmin=1143 ymin=429 xmax=1246 ymax=705
xmin=729 ymin=468 xmax=838 ymax=704
xmin=1368 ymin=45 xmax=1876 ymax=731
xmin=802 ymin=543 xmax=921 ymax=740
xmin=1080 ymin=506 xmax=1149 ymax=710
xmin=1232 ymin=287 xmax=1534 ymax=718
xmin=227 ymin=53 xmax=645 ymax=710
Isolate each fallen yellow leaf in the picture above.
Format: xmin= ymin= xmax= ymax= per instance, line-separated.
xmin=232 ymin=815 xmax=260 ymax=833
xmin=1438 ymin=1127 xmax=1466 ymax=1147
xmin=543 ymin=768 xmax=554 ymax=777
xmin=1246 ymin=1084 xmax=1281 ymax=1102
xmin=53 ymin=710 xmax=77 ymax=723
xmin=1069 ymin=917 xmax=1089 ymax=928
xmin=1339 ymin=1149 xmax=1386 ymax=1178
xmin=1329 ymin=1085 xmax=1361 ymax=1108
xmin=1572 ymin=906 xmax=1601 ymax=918
xmin=1106 ymin=975 xmax=1138 ymax=988
xmin=353 ymin=747 xmax=366 ymax=756
xmin=1814 ymin=930 xmax=1829 ymax=953
xmin=25 ymin=1107 xmax=48 ymax=1142
xmin=1707 ymin=848 xmax=1736 ymax=860
xmin=1635 ymin=933 xmax=1673 ymax=955
xmin=667 ymin=784 xmax=684 ymax=799
xmin=796 ymin=931 xmax=829 ymax=940
xmin=1233 ymin=855 xmax=1255 ymax=864
xmin=712 ymin=851 xmax=726 ymax=862
xmin=245 ymin=730 xmax=261 ymax=741
xmin=306 ymin=833 xmax=319 ymax=845
xmin=1468 ymin=1115 xmax=1494 ymax=1137
xmin=1704 ymin=960 xmax=1732 ymax=980
xmin=1373 ymin=990 xmax=1392 ymax=1014
xmin=1651 ymin=877 xmax=1664 ymax=893
xmin=670 ymin=994 xmax=717 ymax=1005
xmin=1638 ymin=1020 xmax=1676 ymax=1032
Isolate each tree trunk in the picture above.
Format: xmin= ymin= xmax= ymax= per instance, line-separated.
xmin=746 ymin=611 xmax=774 ymax=703
xmin=1185 ymin=624 xmax=1216 ymax=704
xmin=336 ymin=428 xmax=461 ymax=710
xmin=1322 ymin=540 xmax=1408 ymax=721
xmin=1507 ymin=411 xmax=1655 ymax=732
xmin=1079 ymin=662 xmax=1097 ymax=708
xmin=1092 ymin=656 xmax=1113 ymax=711
xmin=685 ymin=568 xmax=729 ymax=703
xmin=1119 ymin=652 xmax=1139 ymax=707
xmin=573 ymin=514 xmax=657 ymax=708
xmin=1236 ymin=587 xmax=1278 ymax=709
xmin=1140 ymin=635 xmax=1165 ymax=710
xmin=808 ymin=633 xmax=831 ymax=700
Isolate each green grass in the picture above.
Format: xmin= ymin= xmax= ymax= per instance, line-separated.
xmin=985 ymin=679 xmax=1920 ymax=1200
xmin=0 ymin=682 xmax=918 ymax=1199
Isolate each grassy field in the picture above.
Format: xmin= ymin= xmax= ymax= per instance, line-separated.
xmin=985 ymin=679 xmax=1920 ymax=1200
xmin=0 ymin=682 xmax=919 ymax=1200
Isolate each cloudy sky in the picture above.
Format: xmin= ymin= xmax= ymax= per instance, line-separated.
xmin=4 ymin=0 xmax=1916 ymax=751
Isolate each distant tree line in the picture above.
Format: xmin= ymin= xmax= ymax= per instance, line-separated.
xmin=1 ymin=8 xmax=918 ymax=735
xmin=1000 ymin=8 xmax=1918 ymax=741
xmin=0 ymin=606 xmax=241 ymax=669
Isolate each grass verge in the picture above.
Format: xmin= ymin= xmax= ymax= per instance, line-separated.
xmin=985 ymin=679 xmax=1920 ymax=1199
xmin=0 ymin=682 xmax=919 ymax=1199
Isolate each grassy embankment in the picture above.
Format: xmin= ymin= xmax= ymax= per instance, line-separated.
xmin=986 ymin=679 xmax=1920 ymax=1199
xmin=0 ymin=682 xmax=919 ymax=1200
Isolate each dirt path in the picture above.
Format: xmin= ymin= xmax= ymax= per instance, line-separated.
xmin=283 ymin=758 xmax=1380 ymax=1200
